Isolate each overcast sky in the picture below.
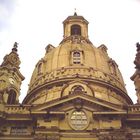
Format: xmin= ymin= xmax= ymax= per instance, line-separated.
xmin=0 ymin=0 xmax=140 ymax=103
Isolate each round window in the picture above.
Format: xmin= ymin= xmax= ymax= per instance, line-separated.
xmin=69 ymin=110 xmax=89 ymax=130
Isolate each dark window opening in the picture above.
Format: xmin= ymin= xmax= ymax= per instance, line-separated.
xmin=71 ymin=25 xmax=81 ymax=36
xmin=74 ymin=86 xmax=84 ymax=92
xmin=7 ymin=90 xmax=16 ymax=104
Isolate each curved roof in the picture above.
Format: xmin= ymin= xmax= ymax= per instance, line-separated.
xmin=23 ymin=14 xmax=132 ymax=105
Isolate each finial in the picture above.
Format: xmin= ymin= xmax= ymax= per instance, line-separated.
xmin=74 ymin=8 xmax=77 ymax=16
xmin=12 ymin=42 xmax=18 ymax=52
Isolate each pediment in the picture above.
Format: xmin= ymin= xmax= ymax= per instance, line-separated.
xmin=31 ymin=93 xmax=126 ymax=114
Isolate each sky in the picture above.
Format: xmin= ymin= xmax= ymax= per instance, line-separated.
xmin=0 ymin=0 xmax=140 ymax=103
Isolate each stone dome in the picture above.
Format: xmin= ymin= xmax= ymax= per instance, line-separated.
xmin=23 ymin=13 xmax=132 ymax=105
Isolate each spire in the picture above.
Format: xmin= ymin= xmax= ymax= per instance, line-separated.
xmin=74 ymin=8 xmax=77 ymax=16
xmin=1 ymin=42 xmax=21 ymax=69
xmin=12 ymin=42 xmax=18 ymax=52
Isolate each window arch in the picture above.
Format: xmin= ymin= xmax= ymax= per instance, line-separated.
xmin=73 ymin=51 xmax=81 ymax=64
xmin=71 ymin=85 xmax=85 ymax=94
xmin=7 ymin=90 xmax=16 ymax=104
xmin=71 ymin=24 xmax=81 ymax=36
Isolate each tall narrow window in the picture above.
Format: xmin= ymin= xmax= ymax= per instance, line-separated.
xmin=7 ymin=90 xmax=16 ymax=104
xmin=71 ymin=25 xmax=81 ymax=36
xmin=73 ymin=51 xmax=81 ymax=64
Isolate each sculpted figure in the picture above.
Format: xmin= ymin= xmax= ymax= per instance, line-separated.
xmin=134 ymin=42 xmax=140 ymax=69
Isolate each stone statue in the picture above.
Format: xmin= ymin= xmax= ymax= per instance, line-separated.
xmin=13 ymin=42 xmax=18 ymax=49
xmin=134 ymin=42 xmax=140 ymax=69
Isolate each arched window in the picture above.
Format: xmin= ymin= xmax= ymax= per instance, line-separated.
xmin=7 ymin=90 xmax=16 ymax=104
xmin=71 ymin=25 xmax=81 ymax=36
xmin=73 ymin=51 xmax=81 ymax=64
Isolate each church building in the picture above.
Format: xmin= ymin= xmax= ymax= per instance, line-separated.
xmin=0 ymin=13 xmax=140 ymax=140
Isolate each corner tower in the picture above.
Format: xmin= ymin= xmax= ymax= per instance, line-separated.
xmin=0 ymin=42 xmax=24 ymax=104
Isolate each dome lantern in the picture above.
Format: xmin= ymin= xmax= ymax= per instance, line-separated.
xmin=63 ymin=12 xmax=89 ymax=39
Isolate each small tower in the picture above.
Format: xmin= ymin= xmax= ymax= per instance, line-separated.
xmin=63 ymin=12 xmax=89 ymax=39
xmin=0 ymin=42 xmax=24 ymax=104
xmin=131 ymin=42 xmax=140 ymax=104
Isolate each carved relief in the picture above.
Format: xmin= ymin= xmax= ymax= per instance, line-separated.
xmin=98 ymin=44 xmax=109 ymax=59
xmin=1 ymin=42 xmax=20 ymax=69
xmin=71 ymin=35 xmax=81 ymax=44
xmin=0 ymin=79 xmax=8 ymax=92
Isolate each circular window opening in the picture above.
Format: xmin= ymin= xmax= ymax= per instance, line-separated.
xmin=69 ymin=110 xmax=89 ymax=130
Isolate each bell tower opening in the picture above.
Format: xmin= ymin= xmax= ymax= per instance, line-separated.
xmin=71 ymin=24 xmax=81 ymax=36
xmin=7 ymin=90 xmax=16 ymax=104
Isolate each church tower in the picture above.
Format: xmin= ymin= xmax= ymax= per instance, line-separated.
xmin=131 ymin=43 xmax=140 ymax=104
xmin=0 ymin=42 xmax=24 ymax=105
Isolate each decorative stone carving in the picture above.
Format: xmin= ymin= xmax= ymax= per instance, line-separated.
xmin=45 ymin=44 xmax=55 ymax=53
xmin=0 ymin=79 xmax=8 ymax=92
xmin=73 ymin=98 xmax=83 ymax=110
xmin=71 ymin=35 xmax=81 ymax=44
xmin=134 ymin=42 xmax=140 ymax=69
xmin=1 ymin=42 xmax=20 ymax=69
xmin=131 ymin=43 xmax=140 ymax=104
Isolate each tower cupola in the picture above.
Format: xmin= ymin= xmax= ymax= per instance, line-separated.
xmin=63 ymin=12 xmax=89 ymax=39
